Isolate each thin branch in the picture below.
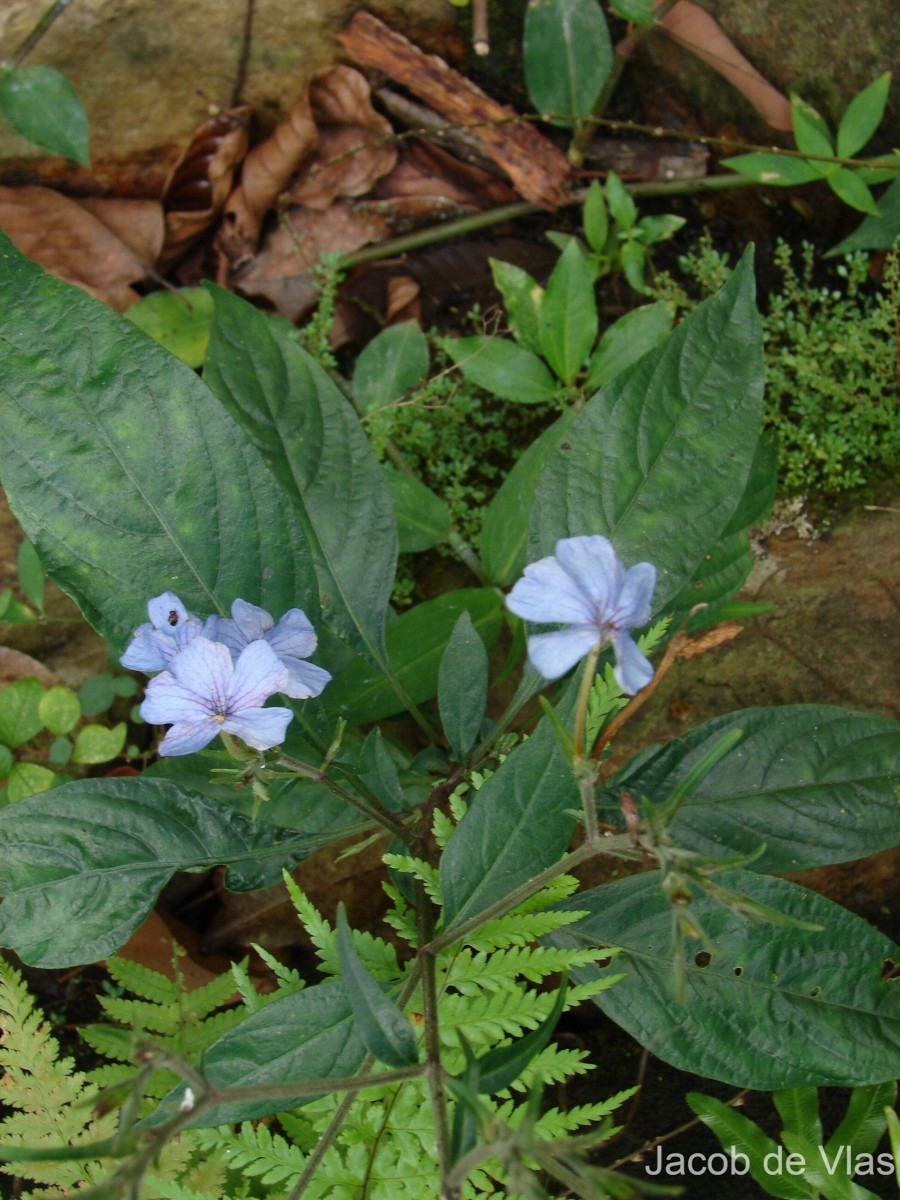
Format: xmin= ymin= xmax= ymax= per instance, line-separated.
xmin=6 ymin=0 xmax=74 ymax=68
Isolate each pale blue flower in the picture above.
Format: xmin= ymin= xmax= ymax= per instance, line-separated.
xmin=506 ymin=535 xmax=656 ymax=694
xmin=120 ymin=592 xmax=214 ymax=673
xmin=206 ymin=599 xmax=331 ymax=700
xmin=140 ymin=636 xmax=293 ymax=756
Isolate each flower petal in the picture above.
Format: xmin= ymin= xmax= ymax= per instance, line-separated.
xmin=526 ymin=626 xmax=601 ymax=681
xmin=157 ymin=717 xmax=222 ymax=756
xmin=506 ymin=555 xmax=597 ymax=626
xmin=267 ymin=608 xmax=318 ymax=660
xmin=226 ymin=640 xmax=288 ymax=711
xmin=613 ymin=562 xmax=656 ymax=629
xmin=121 ymin=624 xmax=171 ymax=672
xmin=280 ymin=657 xmax=332 ymax=700
xmin=612 ymin=631 xmax=654 ymax=695
xmin=140 ymin=672 xmax=212 ymax=724
xmin=223 ymin=706 xmax=294 ymax=751
xmin=554 ymin=536 xmax=624 ymax=617
xmin=147 ymin=592 xmax=191 ymax=633
xmin=167 ymin=638 xmax=234 ymax=712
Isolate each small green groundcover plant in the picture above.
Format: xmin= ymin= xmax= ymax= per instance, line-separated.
xmin=0 ymin=209 xmax=898 ymax=1200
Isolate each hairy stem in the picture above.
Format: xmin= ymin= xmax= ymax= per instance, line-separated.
xmin=416 ymin=881 xmax=452 ymax=1187
xmin=276 ymin=752 xmax=412 ymax=844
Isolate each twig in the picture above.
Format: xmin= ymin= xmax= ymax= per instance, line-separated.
xmin=471 ymin=0 xmax=489 ymax=57
xmin=230 ymin=0 xmax=255 ymax=107
xmin=6 ymin=0 xmax=74 ymax=68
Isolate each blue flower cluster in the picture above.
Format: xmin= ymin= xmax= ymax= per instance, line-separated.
xmin=122 ymin=594 xmax=331 ymax=757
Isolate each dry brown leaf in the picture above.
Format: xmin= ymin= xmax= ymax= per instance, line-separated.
xmin=656 ymin=0 xmax=792 ymax=130
xmin=0 ymin=647 xmax=59 ymax=688
xmin=675 ymin=621 xmax=744 ymax=660
xmin=384 ymin=274 xmax=421 ymax=324
xmin=114 ymin=908 xmax=237 ymax=990
xmin=0 ymin=185 xmax=162 ymax=310
xmin=218 ymin=93 xmax=318 ymax=264
xmin=160 ymin=108 xmax=250 ymax=268
xmin=234 ymin=202 xmax=389 ymax=321
xmin=291 ymin=66 xmax=397 ymax=211
xmin=77 ymin=196 xmax=165 ymax=267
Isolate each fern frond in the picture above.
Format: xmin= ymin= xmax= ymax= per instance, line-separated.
xmin=105 ymin=956 xmax=181 ymax=1006
xmin=179 ymin=964 xmax=240 ymax=1020
xmin=443 ymin=946 xmax=607 ymax=996
xmin=230 ymin=960 xmax=265 ymax=1014
xmin=250 ymin=944 xmax=306 ymax=993
xmin=461 ymin=906 xmax=589 ymax=951
xmin=283 ymin=874 xmax=401 ymax=981
xmin=194 ymin=1121 xmax=307 ymax=1187
xmin=382 ymin=853 xmax=442 ymax=904
xmin=431 ymin=807 xmax=455 ymax=849
xmin=97 ymin=996 xmax=181 ymax=1035
xmin=144 ymin=1175 xmax=222 ymax=1200
xmin=0 ymin=958 xmax=117 ymax=1190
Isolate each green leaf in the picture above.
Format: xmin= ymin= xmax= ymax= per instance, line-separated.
xmin=476 ymin=975 xmax=569 ymax=1094
xmin=4 ymin=762 xmax=56 ymax=805
xmin=0 ymin=65 xmax=89 ymax=164
xmin=774 ymin=1088 xmax=823 ymax=1147
xmin=480 ymin=410 xmax=578 ymax=587
xmin=826 ymin=1083 xmax=897 ymax=1158
xmin=0 ymin=744 xmax=12 ymax=780
xmin=582 ymin=180 xmax=608 ymax=255
xmin=837 ymin=73 xmax=891 ymax=158
xmin=352 ymin=321 xmax=429 ymax=414
xmin=438 ymin=611 xmax=489 ymax=760
xmin=202 ymin=283 xmax=395 ymax=666
xmin=585 ymin=303 xmax=672 ymax=391
xmin=0 ymin=678 xmax=44 ymax=748
xmin=827 ymin=167 xmax=881 ymax=215
xmin=539 ymin=239 xmax=598 ymax=385
xmin=610 ymin=0 xmax=655 ymax=23
xmin=489 ymin=259 xmax=544 ymax=354
xmin=619 ymin=238 xmax=647 ymax=293
xmin=111 ymin=675 xmax=138 ymax=698
xmin=38 ymin=685 xmax=81 ymax=736
xmin=827 ymin=178 xmax=900 ymax=255
xmin=16 ymin=540 xmax=44 ymax=612
xmin=597 ymin=706 xmax=900 ymax=873
xmin=523 ymin=0 xmax=613 ymax=124
xmin=439 ymin=335 xmax=559 ymax=404
xmin=123 ymin=288 xmax=214 ymax=368
xmin=0 ymin=594 xmax=37 ymax=624
xmin=530 ymin=246 xmax=764 ymax=616
xmin=0 ymin=777 xmax=334 ymax=967
xmin=336 ymin=903 xmax=418 ymax=1068
xmin=382 ymin=465 xmax=451 ymax=553
xmin=722 ymin=152 xmax=825 ymax=186
xmin=687 ymin=1093 xmax=809 ymax=1199
xmin=357 ymin=728 xmax=405 ymax=812
xmin=72 ymin=721 xmax=126 ymax=764
xmin=441 ymin=681 xmax=579 ymax=928
xmin=0 ymin=233 xmax=315 ymax=651
xmin=605 ymin=171 xmax=637 ymax=229
xmin=48 ymin=736 xmax=72 ymax=766
xmin=324 ymin=589 xmax=502 ymax=726
xmin=549 ymin=870 xmax=900 ymax=1088
xmin=637 ymin=213 xmax=686 ymax=245
xmin=791 ymin=94 xmax=834 ymax=158
xmin=78 ymin=674 xmax=115 ymax=716
xmin=153 ymin=981 xmax=366 ymax=1127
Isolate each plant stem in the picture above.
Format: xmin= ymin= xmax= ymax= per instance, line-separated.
xmin=7 ymin=0 xmax=74 ymax=68
xmin=206 ymin=1064 xmax=425 ymax=1107
xmin=416 ymin=881 xmax=452 ymax=1187
xmin=276 ymin=752 xmax=412 ymax=843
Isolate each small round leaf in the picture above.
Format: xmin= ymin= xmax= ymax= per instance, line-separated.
xmin=72 ymin=722 xmax=127 ymax=765
xmin=38 ymin=685 xmax=81 ymax=735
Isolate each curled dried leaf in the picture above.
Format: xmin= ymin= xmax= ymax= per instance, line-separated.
xmin=675 ymin=621 xmax=744 ymax=660
xmin=160 ymin=108 xmax=250 ymax=267
xmin=0 ymin=185 xmax=163 ymax=310
xmin=218 ymin=93 xmax=318 ymax=263
xmin=384 ymin=275 xmax=422 ymax=324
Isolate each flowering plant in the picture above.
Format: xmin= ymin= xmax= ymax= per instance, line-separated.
xmin=0 ymin=231 xmax=897 ymax=1200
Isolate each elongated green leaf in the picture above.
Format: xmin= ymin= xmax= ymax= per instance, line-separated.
xmin=687 ymin=1094 xmax=808 ymax=1200
xmin=0 ymin=65 xmax=89 ymax=164
xmin=16 ymin=540 xmax=44 ymax=612
xmin=549 ymin=870 xmax=900 ymax=1088
xmin=722 ymin=152 xmax=825 ymax=186
xmin=539 ymin=240 xmax=598 ymax=385
xmin=441 ymin=682 xmax=579 ymax=928
xmin=826 ymin=1083 xmax=897 ymax=1158
xmin=837 ymin=73 xmax=891 ymax=158
xmin=336 ymin=903 xmax=418 ymax=1068
xmin=154 ymin=981 xmax=366 ymax=1126
xmin=383 ymin=466 xmax=451 ymax=553
xmin=325 ymin=589 xmax=502 ymax=726
xmin=826 ymin=178 xmax=900 ymax=256
xmin=529 ymin=247 xmax=764 ymax=615
xmin=828 ymin=168 xmax=881 ymax=215
xmin=202 ymin=283 xmax=396 ymax=665
xmin=490 ymin=259 xmax=543 ymax=353
xmin=791 ymin=94 xmax=834 ymax=158
xmin=352 ymin=321 xmax=429 ymax=414
xmin=123 ymin=287 xmax=214 ymax=368
xmin=438 ymin=611 xmax=489 ymax=759
xmin=774 ymin=1089 xmax=823 ymax=1147
xmin=0 ymin=778 xmax=335 ymax=967
xmin=0 ymin=745 xmax=12 ymax=781
xmin=596 ymin=706 xmax=900 ymax=873
xmin=0 ymin=234 xmax=314 ymax=648
xmin=582 ymin=180 xmax=608 ymax=256
xmin=585 ymin=303 xmax=672 ymax=391
xmin=605 ymin=171 xmax=637 ymax=230
xmin=524 ymin=0 xmax=613 ymax=124
xmin=480 ymin=410 xmax=577 ymax=587
xmin=440 ymin=335 xmax=559 ymax=404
